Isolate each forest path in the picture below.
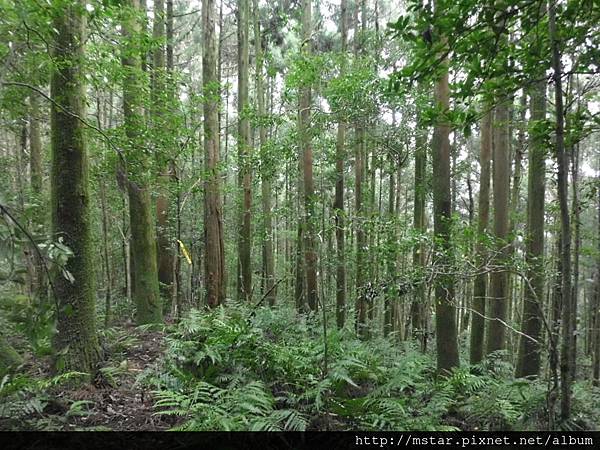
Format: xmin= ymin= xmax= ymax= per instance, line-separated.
xmin=57 ymin=323 xmax=174 ymax=430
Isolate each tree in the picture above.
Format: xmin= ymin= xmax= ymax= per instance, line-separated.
xmin=411 ymin=115 xmax=427 ymax=348
xmin=470 ymin=109 xmax=491 ymax=365
xmin=50 ymin=0 xmax=101 ymax=373
xmin=485 ymin=99 xmax=510 ymax=355
xmin=121 ymin=0 xmax=163 ymax=324
xmin=153 ymin=0 xmax=175 ymax=301
xmin=431 ymin=0 xmax=459 ymax=374
xmin=548 ymin=0 xmax=573 ymax=422
xmin=515 ymin=80 xmax=546 ymax=378
xmin=203 ymin=0 xmax=226 ymax=307
xmin=254 ymin=0 xmax=276 ymax=306
xmin=237 ymin=0 xmax=252 ymax=302
xmin=334 ymin=0 xmax=348 ymax=328
xmin=354 ymin=0 xmax=368 ymax=337
xmin=299 ymin=0 xmax=318 ymax=312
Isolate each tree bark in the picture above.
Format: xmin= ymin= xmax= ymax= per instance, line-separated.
xmin=300 ymin=0 xmax=318 ymax=312
xmin=253 ymin=0 xmax=275 ymax=306
xmin=334 ymin=0 xmax=348 ymax=328
xmin=486 ymin=101 xmax=510 ymax=355
xmin=470 ymin=110 xmax=492 ymax=365
xmin=549 ymin=0 xmax=573 ymax=422
xmin=203 ymin=0 xmax=226 ymax=307
xmin=237 ymin=0 xmax=252 ymax=302
xmin=122 ymin=0 xmax=163 ymax=324
xmin=411 ymin=123 xmax=427 ymax=348
xmin=515 ymin=81 xmax=546 ymax=378
xmin=50 ymin=0 xmax=101 ymax=373
xmin=431 ymin=2 xmax=459 ymax=372
xmin=153 ymin=0 xmax=175 ymax=301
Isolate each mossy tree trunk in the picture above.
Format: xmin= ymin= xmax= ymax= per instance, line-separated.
xmin=122 ymin=0 xmax=162 ymax=324
xmin=50 ymin=0 xmax=101 ymax=374
xmin=0 ymin=334 xmax=22 ymax=376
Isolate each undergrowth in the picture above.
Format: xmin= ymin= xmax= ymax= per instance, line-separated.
xmin=142 ymin=303 xmax=600 ymax=431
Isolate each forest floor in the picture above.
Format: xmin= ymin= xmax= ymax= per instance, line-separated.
xmin=9 ymin=323 xmax=178 ymax=431
xmin=68 ymin=324 xmax=172 ymax=430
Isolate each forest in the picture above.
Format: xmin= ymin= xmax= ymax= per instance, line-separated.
xmin=0 ymin=0 xmax=599 ymax=433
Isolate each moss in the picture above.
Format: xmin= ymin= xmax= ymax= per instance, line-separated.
xmin=0 ymin=335 xmax=22 ymax=376
xmin=129 ymin=184 xmax=163 ymax=324
xmin=49 ymin=0 xmax=101 ymax=375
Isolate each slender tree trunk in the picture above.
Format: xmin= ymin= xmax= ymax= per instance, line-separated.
xmin=100 ymin=180 xmax=112 ymax=327
xmin=486 ymin=101 xmax=510 ymax=355
xmin=334 ymin=0 xmax=348 ymax=328
xmin=411 ymin=125 xmax=427 ymax=349
xmin=548 ymin=0 xmax=573 ymax=423
xmin=253 ymin=0 xmax=275 ymax=306
xmin=29 ymin=93 xmax=45 ymax=299
xmin=50 ymin=0 xmax=101 ymax=373
xmin=570 ymin=140 xmax=581 ymax=383
xmin=237 ymin=0 xmax=252 ymax=302
xmin=203 ymin=0 xmax=226 ymax=307
xmin=300 ymin=0 xmax=318 ymax=312
xmin=516 ymin=80 xmax=547 ymax=378
xmin=384 ymin=160 xmax=395 ymax=337
xmin=29 ymin=94 xmax=42 ymax=197
xmin=594 ymin=172 xmax=600 ymax=386
xmin=470 ymin=110 xmax=492 ymax=365
xmin=431 ymin=4 xmax=459 ymax=372
xmin=153 ymin=0 xmax=174 ymax=302
xmin=354 ymin=0 xmax=368 ymax=337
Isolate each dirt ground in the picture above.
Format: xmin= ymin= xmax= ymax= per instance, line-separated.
xmin=7 ymin=324 xmax=179 ymax=431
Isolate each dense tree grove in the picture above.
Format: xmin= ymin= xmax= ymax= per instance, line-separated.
xmin=0 ymin=0 xmax=599 ymax=433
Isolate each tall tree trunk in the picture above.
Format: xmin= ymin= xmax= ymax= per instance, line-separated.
xmin=470 ymin=110 xmax=492 ymax=365
xmin=166 ymin=0 xmax=182 ymax=313
xmin=515 ymin=80 xmax=547 ymax=378
xmin=594 ymin=172 xmax=600 ymax=386
xmin=431 ymin=2 xmax=459 ymax=373
xmin=153 ymin=0 xmax=174 ymax=302
xmin=122 ymin=0 xmax=163 ymax=324
xmin=411 ymin=125 xmax=427 ymax=348
xmin=237 ymin=0 xmax=252 ymax=302
xmin=570 ymin=140 xmax=581 ymax=383
xmin=354 ymin=0 xmax=368 ymax=337
xmin=50 ymin=0 xmax=101 ymax=373
xmin=300 ymin=0 xmax=318 ymax=312
xmin=334 ymin=0 xmax=348 ymax=328
xmin=203 ymin=0 xmax=226 ymax=307
xmin=384 ymin=159 xmax=395 ymax=337
xmin=548 ymin=0 xmax=573 ymax=423
xmin=100 ymin=180 xmax=112 ymax=327
xmin=29 ymin=93 xmax=45 ymax=299
xmin=486 ymin=101 xmax=510 ymax=355
xmin=29 ymin=94 xmax=42 ymax=197
xmin=253 ymin=0 xmax=275 ymax=306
